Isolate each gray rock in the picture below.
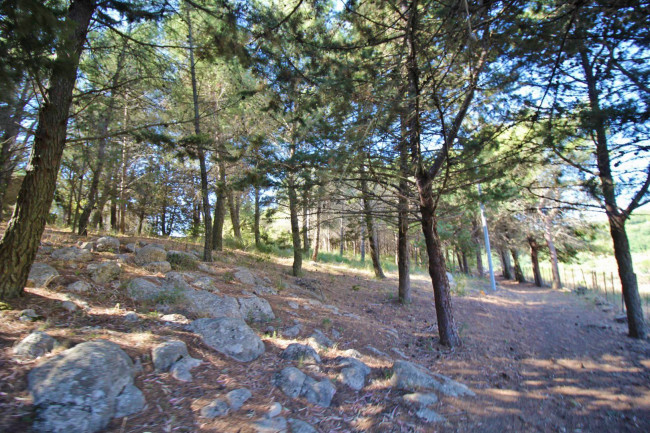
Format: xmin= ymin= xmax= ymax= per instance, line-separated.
xmin=144 ymin=261 xmax=172 ymax=273
xmin=238 ymin=296 xmax=275 ymax=322
xmin=28 ymin=340 xmax=144 ymax=433
xmin=301 ymin=376 xmax=336 ymax=407
xmin=160 ymin=313 xmax=189 ymax=324
xmin=365 ymin=345 xmax=389 ymax=358
xmin=183 ymin=289 xmax=242 ymax=318
xmin=192 ymin=276 xmax=218 ymax=292
xmin=192 ymin=317 xmax=265 ymax=362
xmin=200 ymin=398 xmax=230 ymax=418
xmin=134 ymin=245 xmax=167 ymax=266
xmin=52 ymin=247 xmax=93 ymax=262
xmin=170 ymin=356 xmax=202 ymax=382
xmin=280 ymin=344 xmax=321 ymax=364
xmin=283 ymin=324 xmax=302 ymax=338
xmin=288 ymin=301 xmax=300 ymax=309
xmin=167 ymin=250 xmax=199 ymax=270
xmin=331 ymin=328 xmax=341 ymax=339
xmin=90 ymin=261 xmax=121 ymax=284
xmin=402 ymin=392 xmax=438 ymax=407
xmin=267 ymin=402 xmax=283 ymax=418
xmin=615 ymin=314 xmax=627 ymax=323
xmin=79 ymin=241 xmax=96 ymax=251
xmin=124 ymin=243 xmax=136 ymax=253
xmin=253 ymin=285 xmax=278 ymax=296
xmin=123 ymin=312 xmax=139 ymax=322
xmin=391 ymin=360 xmax=475 ymax=397
xmin=20 ymin=308 xmax=40 ymax=322
xmin=67 ymin=280 xmax=91 ymax=293
xmin=253 ymin=416 xmax=287 ymax=433
xmin=162 ymin=272 xmax=192 ymax=291
xmin=339 ymin=367 xmax=366 ymax=391
xmin=152 ymin=340 xmax=189 ymax=372
xmin=197 ymin=263 xmax=218 ymax=275
xmin=13 ymin=332 xmax=56 ymax=359
xmin=96 ymin=236 xmax=120 ymax=252
xmin=391 ymin=347 xmax=408 ymax=359
xmin=61 ymin=301 xmax=78 ymax=312
xmin=416 ymin=407 xmax=445 ymax=423
xmin=114 ymin=384 xmax=146 ymax=418
xmin=226 ymin=388 xmax=252 ymax=411
xmin=27 ymin=263 xmax=60 ymax=288
xmin=234 ymin=267 xmax=258 ymax=285
xmin=340 ymin=348 xmax=363 ymax=359
xmin=127 ymin=278 xmax=162 ymax=302
xmin=274 ymin=367 xmax=307 ymax=398
xmin=288 ymin=418 xmax=318 ymax=433
xmin=308 ymin=329 xmax=333 ymax=348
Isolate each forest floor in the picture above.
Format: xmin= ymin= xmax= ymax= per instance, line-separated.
xmin=1 ymin=228 xmax=649 ymax=432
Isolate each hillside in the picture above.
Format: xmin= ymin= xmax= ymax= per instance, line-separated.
xmin=1 ymin=229 xmax=648 ymax=433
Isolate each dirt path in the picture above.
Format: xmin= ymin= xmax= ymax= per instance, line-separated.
xmin=430 ymin=279 xmax=650 ymax=433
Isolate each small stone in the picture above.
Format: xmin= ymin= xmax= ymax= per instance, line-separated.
xmin=144 ymin=261 xmax=172 ymax=273
xmin=160 ymin=313 xmax=190 ymax=324
xmin=96 ymin=236 xmax=120 ymax=252
xmin=308 ymin=329 xmax=333 ymax=348
xmin=152 ymin=340 xmax=189 ymax=372
xmin=124 ymin=312 xmax=139 ymax=322
xmin=253 ymin=416 xmax=287 ymax=433
xmin=288 ymin=418 xmax=317 ymax=433
xmin=301 ymin=376 xmax=336 ymax=407
xmin=288 ymin=301 xmax=300 ymax=309
xmin=280 ymin=343 xmax=321 ymax=364
xmin=226 ymin=388 xmax=252 ymax=411
xmin=283 ymin=324 xmax=301 ymax=338
xmin=19 ymin=309 xmax=40 ymax=322
xmin=614 ymin=314 xmax=627 ymax=323
xmin=13 ymin=332 xmax=56 ymax=359
xmin=416 ymin=407 xmax=445 ymax=423
xmin=61 ymin=301 xmax=77 ymax=312
xmin=67 ymin=280 xmax=91 ymax=293
xmin=267 ymin=402 xmax=283 ymax=418
xmin=170 ymin=357 xmax=202 ymax=382
xmin=402 ymin=392 xmax=438 ymax=407
xmin=200 ymin=398 xmax=230 ymax=418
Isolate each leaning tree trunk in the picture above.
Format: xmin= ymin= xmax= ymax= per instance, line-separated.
xmin=360 ymin=169 xmax=385 ymax=279
xmin=187 ymin=7 xmax=212 ymax=261
xmin=579 ymin=46 xmax=646 ymax=338
xmin=527 ymin=237 xmax=542 ymax=287
xmin=0 ymin=0 xmax=96 ymax=299
xmin=511 ymin=248 xmax=525 ymax=283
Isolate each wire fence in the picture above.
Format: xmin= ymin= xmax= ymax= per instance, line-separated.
xmin=518 ymin=264 xmax=650 ymax=319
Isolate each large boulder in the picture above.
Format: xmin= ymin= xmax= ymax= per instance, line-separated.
xmin=337 ymin=357 xmax=371 ymax=391
xmin=152 ymin=339 xmax=201 ymax=382
xmin=184 ymin=289 xmax=242 ymax=318
xmin=28 ymin=340 xmax=145 ymax=433
xmin=96 ymin=236 xmax=120 ymax=252
xmin=89 ymin=262 xmax=121 ymax=284
xmin=167 ymin=250 xmax=199 ymax=270
xmin=134 ymin=245 xmax=167 ymax=266
xmin=391 ymin=360 xmax=475 ymax=397
xmin=127 ymin=278 xmax=163 ymax=302
xmin=51 ymin=247 xmax=92 ymax=262
xmin=191 ymin=317 xmax=265 ymax=362
xmin=238 ymin=296 xmax=275 ymax=322
xmin=27 ymin=263 xmax=60 ymax=288
xmin=273 ymin=367 xmax=336 ymax=407
xmin=280 ymin=344 xmax=321 ymax=365
xmin=13 ymin=332 xmax=56 ymax=359
xmin=144 ymin=261 xmax=172 ymax=274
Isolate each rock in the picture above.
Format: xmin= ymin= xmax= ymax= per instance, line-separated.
xmin=267 ymin=402 xmax=283 ymax=418
xmin=134 ymin=245 xmax=167 ymax=266
xmin=127 ymin=278 xmax=163 ymax=302
xmin=283 ymin=324 xmax=302 ymax=338
xmin=162 ymin=272 xmax=192 ymax=291
xmin=274 ymin=367 xmax=306 ymax=398
xmin=191 ymin=317 xmax=265 ymax=362
xmin=197 ymin=263 xmax=218 ymax=274
xmin=28 ymin=340 xmax=144 ymax=433
xmin=416 ymin=408 xmax=445 ymax=423
xmin=114 ymin=384 xmax=146 ymax=418
xmin=96 ymin=236 xmax=120 ymax=252
xmin=170 ymin=357 xmax=202 ymax=382
xmin=340 ymin=348 xmax=363 ymax=359
xmin=20 ymin=308 xmax=40 ymax=322
xmin=234 ymin=267 xmax=258 ymax=285
xmin=365 ymin=345 xmax=389 ymax=358
xmin=308 ymin=329 xmax=333 ymax=348
xmin=27 ymin=263 xmax=59 ymax=288
xmin=280 ymin=344 xmax=321 ymax=364
xmin=288 ymin=418 xmax=317 ymax=433
xmin=183 ymin=289 xmax=242 ymax=318
xmin=124 ymin=243 xmax=136 ymax=253
xmin=301 ymin=376 xmax=336 ymax=407
xmin=238 ymin=296 xmax=275 ymax=322
xmin=167 ymin=250 xmax=199 ymax=270
xmin=144 ymin=261 xmax=172 ymax=273
xmin=90 ymin=261 xmax=121 ymax=284
xmin=402 ymin=392 xmax=438 ymax=407
xmin=67 ymin=280 xmax=91 ymax=293
xmin=253 ymin=286 xmax=278 ymax=296
xmin=331 ymin=328 xmax=341 ymax=339
xmin=144 ymin=242 xmax=166 ymax=250
xmin=123 ymin=312 xmax=139 ymax=322
xmin=52 ymin=247 xmax=93 ymax=262
xmin=391 ymin=360 xmax=475 ymax=397
xmin=253 ymin=416 xmax=287 ymax=433
xmin=61 ymin=301 xmax=78 ymax=312
xmin=192 ymin=276 xmax=218 ymax=292
xmin=79 ymin=242 xmax=96 ymax=251
xmin=200 ymin=398 xmax=230 ymax=418
xmin=226 ymin=388 xmax=252 ymax=411
xmin=152 ymin=340 xmax=189 ymax=372
xmin=391 ymin=348 xmax=408 ymax=359
xmin=13 ymin=332 xmax=56 ymax=359
xmin=160 ymin=313 xmax=190 ymax=324
xmin=288 ymin=301 xmax=300 ymax=309
xmin=337 ymin=357 xmax=370 ymax=391
xmin=615 ymin=314 xmax=627 ymax=323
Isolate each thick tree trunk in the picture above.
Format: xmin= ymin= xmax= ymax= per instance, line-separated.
xmin=227 ymin=189 xmax=242 ymax=243
xmin=360 ymin=222 xmax=365 ymax=262
xmin=77 ymin=38 xmax=127 ymax=236
xmin=397 ymin=110 xmax=411 ymax=302
xmin=254 ymin=185 xmax=261 ymax=248
xmin=360 ymin=171 xmax=385 ymax=279
xmin=0 ymin=0 xmax=96 ymax=299
xmin=137 ymin=209 xmax=145 ymax=235
xmin=500 ymin=248 xmax=514 ymax=280
xmin=528 ymin=237 xmax=542 ymax=287
xmin=311 ymin=198 xmax=321 ymax=261
xmin=511 ymin=249 xmax=525 ymax=283
xmin=187 ymin=7 xmax=212 ymax=261
xmin=212 ymin=163 xmax=226 ymax=251
xmin=542 ymin=212 xmax=561 ymax=289
xmin=579 ymin=47 xmax=646 ymax=338
xmin=302 ymin=192 xmax=310 ymax=254
xmin=288 ymin=176 xmax=302 ymax=276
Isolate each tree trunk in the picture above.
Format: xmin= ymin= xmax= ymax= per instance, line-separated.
xmin=0 ymin=0 xmax=96 ymax=299
xmin=302 ymin=191 xmax=310 ymax=253
xmin=187 ymin=6 xmax=212 ymax=261
xmin=541 ymin=210 xmax=561 ymax=289
xmin=227 ymin=189 xmax=242 ymax=243
xmin=462 ymin=250 xmax=469 ymax=275
xmin=339 ymin=202 xmax=344 ymax=257
xmin=511 ymin=249 xmax=525 ymax=283
xmin=212 ymin=162 xmax=226 ymax=251
xmin=118 ymin=103 xmax=129 ymax=234
xmin=472 ymin=218 xmax=483 ymax=276
xmin=77 ymin=37 xmax=128 ymax=236
xmin=579 ymin=46 xmax=646 ymax=338
xmin=137 ymin=209 xmax=145 ymax=235
xmin=360 ymin=221 xmax=365 ymax=262
xmin=311 ymin=198 xmax=321 ymax=261
xmin=288 ymin=176 xmax=302 ymax=276
xmin=360 ymin=168 xmax=385 ymax=279
xmin=254 ymin=185 xmax=261 ymax=248
xmin=528 ymin=237 xmax=542 ymax=287
xmin=500 ymin=248 xmax=514 ymax=279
